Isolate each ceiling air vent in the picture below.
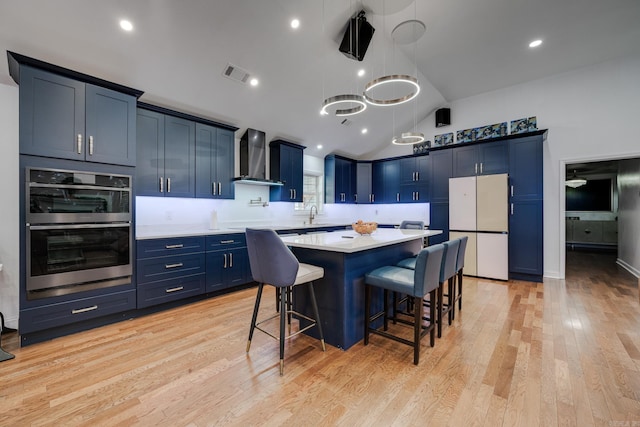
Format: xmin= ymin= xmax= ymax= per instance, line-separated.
xmin=340 ymin=118 xmax=353 ymax=126
xmin=222 ymin=63 xmax=251 ymax=84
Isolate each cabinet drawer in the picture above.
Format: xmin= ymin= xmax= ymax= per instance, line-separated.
xmin=137 ymin=236 xmax=205 ymax=258
xmin=137 ymin=274 xmax=206 ymax=308
xmin=572 ymin=220 xmax=603 ymax=243
xmin=137 ymin=253 xmax=205 ymax=284
xmin=20 ymin=289 xmax=136 ymax=334
xmin=206 ymin=233 xmax=246 ymax=250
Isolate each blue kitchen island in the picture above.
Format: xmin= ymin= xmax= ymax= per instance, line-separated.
xmin=280 ymin=228 xmax=441 ymax=350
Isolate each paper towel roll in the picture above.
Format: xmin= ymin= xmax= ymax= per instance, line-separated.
xmin=209 ymin=210 xmax=218 ymax=229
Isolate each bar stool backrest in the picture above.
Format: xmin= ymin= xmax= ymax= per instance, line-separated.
xmin=456 ymin=236 xmax=468 ymax=271
xmin=440 ymin=239 xmax=460 ymax=283
xmin=245 ymin=228 xmax=299 ymax=287
xmin=399 ymin=220 xmax=425 ymax=230
xmin=414 ymin=244 xmax=445 ymax=296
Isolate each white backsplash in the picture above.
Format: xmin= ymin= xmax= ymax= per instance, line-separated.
xmin=136 ymin=183 xmax=429 ymax=229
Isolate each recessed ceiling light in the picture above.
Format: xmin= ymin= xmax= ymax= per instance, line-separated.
xmin=361 ymin=128 xmax=368 ymax=134
xmin=249 ymin=78 xmax=259 ymax=87
xmin=529 ymin=39 xmax=542 ymax=48
xmin=119 ymin=19 xmax=133 ymax=32
xmin=317 ymin=144 xmax=323 ymax=149
xmin=291 ymin=19 xmax=300 ymax=29
xmin=358 ymin=69 xmax=366 ymax=77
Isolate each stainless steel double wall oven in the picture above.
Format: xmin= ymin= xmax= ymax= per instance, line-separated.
xmin=26 ymin=167 xmax=133 ymax=299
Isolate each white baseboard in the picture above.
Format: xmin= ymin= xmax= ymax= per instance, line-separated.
xmin=616 ymin=258 xmax=640 ymax=278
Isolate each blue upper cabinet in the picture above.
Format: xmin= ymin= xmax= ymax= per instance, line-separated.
xmin=356 ymin=162 xmax=373 ymax=204
xmin=195 ymin=123 xmax=235 ymax=199
xmin=371 ymin=159 xmax=401 ymax=203
xmin=429 ymin=149 xmax=453 ymax=203
xmin=399 ymin=156 xmax=429 ymax=203
xmin=509 ymin=135 xmax=543 ymax=201
xmin=325 ymin=155 xmax=356 ymax=203
xmin=452 ymin=140 xmax=509 ymax=177
xmin=19 ymin=65 xmax=136 ymax=166
xmin=136 ymin=108 xmax=195 ymax=197
xmin=270 ymin=140 xmax=305 ymax=202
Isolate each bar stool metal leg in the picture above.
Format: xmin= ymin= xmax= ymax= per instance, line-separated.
xmin=279 ymin=287 xmax=287 ymax=375
xmin=246 ymin=283 xmax=264 ymax=352
xmin=307 ymin=281 xmax=326 ymax=351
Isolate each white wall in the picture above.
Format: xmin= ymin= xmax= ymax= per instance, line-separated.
xmin=371 ymin=54 xmax=640 ymax=279
xmin=617 ymin=158 xmax=640 ymax=277
xmin=0 ymin=83 xmax=19 ymax=329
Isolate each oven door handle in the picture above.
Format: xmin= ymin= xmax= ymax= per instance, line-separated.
xmin=28 ymin=223 xmax=131 ymax=231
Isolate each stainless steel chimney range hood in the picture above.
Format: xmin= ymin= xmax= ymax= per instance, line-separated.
xmin=235 ymin=128 xmax=283 ymax=186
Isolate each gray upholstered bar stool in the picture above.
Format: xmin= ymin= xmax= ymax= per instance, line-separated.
xmin=245 ymin=228 xmax=326 ymax=376
xmin=396 ymin=238 xmax=460 ymax=337
xmin=364 ymin=244 xmax=444 ymax=364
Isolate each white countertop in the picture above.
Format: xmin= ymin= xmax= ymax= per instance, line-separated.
xmin=280 ymin=228 xmax=442 ymax=254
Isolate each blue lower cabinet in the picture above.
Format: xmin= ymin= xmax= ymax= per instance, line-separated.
xmin=137 ymin=274 xmax=206 ymax=308
xmin=137 ymin=253 xmax=206 ymax=283
xmin=509 ymin=200 xmax=543 ymax=281
xmin=136 ymin=236 xmax=207 ymax=308
xmin=19 ymin=289 xmax=136 ymax=334
xmin=206 ymin=247 xmax=249 ymax=292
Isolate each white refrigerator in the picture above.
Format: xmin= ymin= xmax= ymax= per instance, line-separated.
xmin=449 ymin=174 xmax=509 ymax=280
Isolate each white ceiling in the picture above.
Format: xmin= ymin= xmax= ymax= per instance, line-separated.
xmin=1 ymin=0 xmax=639 ymax=159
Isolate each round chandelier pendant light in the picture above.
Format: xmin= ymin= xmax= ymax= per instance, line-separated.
xmin=392 ymin=132 xmax=425 ymax=145
xmin=363 ymin=74 xmax=420 ymax=106
xmin=321 ymin=94 xmax=367 ymax=116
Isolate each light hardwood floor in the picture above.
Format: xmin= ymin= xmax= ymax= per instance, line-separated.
xmin=1 ymin=252 xmax=639 ymax=426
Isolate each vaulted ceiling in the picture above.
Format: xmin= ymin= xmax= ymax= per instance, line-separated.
xmin=1 ymin=0 xmax=639 ymax=159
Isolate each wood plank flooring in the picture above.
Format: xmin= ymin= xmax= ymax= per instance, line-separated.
xmin=1 ymin=252 xmax=639 ymax=426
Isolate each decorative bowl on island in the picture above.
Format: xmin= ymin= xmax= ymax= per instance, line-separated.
xmin=352 ymin=220 xmax=378 ymax=235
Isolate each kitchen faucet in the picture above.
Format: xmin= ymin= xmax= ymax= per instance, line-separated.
xmin=309 ymin=205 xmax=318 ymax=225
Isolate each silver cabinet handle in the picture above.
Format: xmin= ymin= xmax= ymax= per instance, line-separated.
xmin=511 ymin=185 xmax=514 ymax=197
xmin=355 ymin=194 xmax=358 ymax=202
xmin=416 ymin=172 xmax=419 ymax=181
xmin=166 ymin=286 xmax=184 ymax=293
xmin=372 ymin=194 xmax=375 ymax=203
xmin=165 ymin=262 xmax=183 ymax=269
xmin=369 ymin=194 xmax=372 ymax=203
xmin=167 ymin=178 xmax=171 ymax=193
xmin=89 ymin=135 xmax=94 ymax=155
xmin=511 ymin=203 xmax=514 ymax=215
xmin=77 ymin=134 xmax=83 ymax=154
xmin=218 ymin=182 xmax=222 ymax=195
xmin=416 ymin=191 xmax=419 ymax=200
xmin=72 ymin=305 xmax=97 ymax=315
xmin=480 ymin=162 xmax=483 ymax=174
xmin=159 ymin=177 xmax=164 ymax=193
xmin=165 ymin=244 xmax=184 ymax=249
xmin=223 ymin=253 xmax=227 ymax=268
xmin=220 ymin=240 xmax=235 ymax=244
xmin=229 ymin=252 xmax=233 ymax=268
xmin=475 ymin=163 xmax=478 ymax=174
xmin=212 ymin=182 xmax=216 ymax=195
xmin=397 ymin=193 xmax=400 ymax=202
